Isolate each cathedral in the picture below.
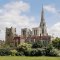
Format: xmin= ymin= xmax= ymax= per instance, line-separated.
xmin=5 ymin=7 xmax=51 ymax=47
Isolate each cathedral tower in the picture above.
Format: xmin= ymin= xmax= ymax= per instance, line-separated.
xmin=5 ymin=27 xmax=16 ymax=46
xmin=40 ymin=6 xmax=47 ymax=36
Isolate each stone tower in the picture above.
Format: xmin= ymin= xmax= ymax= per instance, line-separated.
xmin=5 ymin=27 xmax=16 ymax=46
xmin=40 ymin=6 xmax=47 ymax=36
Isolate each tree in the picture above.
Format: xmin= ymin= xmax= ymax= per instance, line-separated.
xmin=32 ymin=41 xmax=43 ymax=48
xmin=10 ymin=50 xmax=17 ymax=56
xmin=45 ymin=44 xmax=58 ymax=56
xmin=0 ymin=48 xmax=11 ymax=56
xmin=16 ymin=43 xmax=32 ymax=52
xmin=52 ymin=37 xmax=60 ymax=49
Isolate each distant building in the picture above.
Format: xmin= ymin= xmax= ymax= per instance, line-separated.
xmin=5 ymin=6 xmax=51 ymax=47
xmin=21 ymin=6 xmax=51 ymax=46
xmin=14 ymin=35 xmax=20 ymax=47
xmin=32 ymin=27 xmax=41 ymax=36
xmin=5 ymin=27 xmax=16 ymax=46
xmin=32 ymin=7 xmax=47 ymax=37
xmin=39 ymin=7 xmax=47 ymax=36
xmin=21 ymin=28 xmax=32 ymax=38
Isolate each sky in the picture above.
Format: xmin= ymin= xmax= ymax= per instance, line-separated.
xmin=0 ymin=0 xmax=60 ymax=40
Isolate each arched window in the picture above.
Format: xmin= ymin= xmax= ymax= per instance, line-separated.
xmin=42 ymin=28 xmax=44 ymax=34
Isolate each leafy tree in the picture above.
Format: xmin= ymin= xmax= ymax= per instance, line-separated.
xmin=52 ymin=37 xmax=60 ymax=49
xmin=0 ymin=48 xmax=11 ymax=56
xmin=10 ymin=50 xmax=17 ymax=56
xmin=32 ymin=41 xmax=43 ymax=48
xmin=16 ymin=43 xmax=32 ymax=52
xmin=30 ymin=48 xmax=44 ymax=56
xmin=45 ymin=44 xmax=58 ymax=56
xmin=16 ymin=51 xmax=24 ymax=56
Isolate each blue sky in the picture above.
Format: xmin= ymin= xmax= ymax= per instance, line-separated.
xmin=0 ymin=0 xmax=60 ymax=40
xmin=0 ymin=0 xmax=60 ymax=25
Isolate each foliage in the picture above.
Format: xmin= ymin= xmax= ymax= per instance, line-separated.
xmin=32 ymin=41 xmax=43 ymax=48
xmin=0 ymin=42 xmax=60 ymax=56
xmin=30 ymin=48 xmax=44 ymax=56
xmin=52 ymin=37 xmax=60 ymax=49
xmin=45 ymin=44 xmax=58 ymax=56
xmin=10 ymin=50 xmax=17 ymax=56
xmin=0 ymin=48 xmax=11 ymax=56
xmin=16 ymin=43 xmax=32 ymax=52
xmin=16 ymin=51 xmax=24 ymax=56
xmin=24 ymin=49 xmax=32 ymax=56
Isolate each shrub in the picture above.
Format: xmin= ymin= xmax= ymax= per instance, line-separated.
xmin=45 ymin=47 xmax=58 ymax=56
xmin=16 ymin=51 xmax=24 ymax=56
xmin=49 ymin=49 xmax=58 ymax=56
xmin=30 ymin=49 xmax=38 ymax=56
xmin=16 ymin=43 xmax=32 ymax=52
xmin=37 ymin=48 xmax=44 ymax=56
xmin=24 ymin=49 xmax=32 ymax=56
xmin=0 ymin=48 xmax=11 ymax=56
xmin=32 ymin=41 xmax=43 ymax=48
xmin=10 ymin=50 xmax=17 ymax=56
xmin=30 ymin=48 xmax=43 ymax=56
xmin=52 ymin=37 xmax=60 ymax=49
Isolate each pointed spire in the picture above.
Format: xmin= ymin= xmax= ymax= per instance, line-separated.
xmin=40 ymin=5 xmax=45 ymax=27
xmin=41 ymin=5 xmax=44 ymax=20
xmin=39 ymin=5 xmax=47 ymax=36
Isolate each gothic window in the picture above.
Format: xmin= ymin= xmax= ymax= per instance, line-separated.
xmin=36 ymin=30 xmax=37 ymax=35
xmin=34 ymin=30 xmax=35 ymax=35
xmin=34 ymin=30 xmax=37 ymax=35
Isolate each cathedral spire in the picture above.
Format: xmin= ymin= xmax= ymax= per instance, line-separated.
xmin=39 ymin=6 xmax=47 ymax=36
xmin=40 ymin=6 xmax=45 ymax=27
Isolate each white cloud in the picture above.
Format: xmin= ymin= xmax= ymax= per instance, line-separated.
xmin=44 ymin=5 xmax=57 ymax=13
xmin=44 ymin=5 xmax=60 ymax=37
xmin=1 ymin=1 xmax=60 ymax=40
xmin=48 ymin=22 xmax=60 ymax=37
xmin=0 ymin=1 xmax=37 ymax=40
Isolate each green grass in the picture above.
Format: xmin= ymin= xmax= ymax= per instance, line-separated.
xmin=0 ymin=56 xmax=60 ymax=60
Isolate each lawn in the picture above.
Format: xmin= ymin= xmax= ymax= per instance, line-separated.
xmin=0 ymin=56 xmax=60 ymax=60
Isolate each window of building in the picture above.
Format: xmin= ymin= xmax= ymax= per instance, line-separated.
xmin=42 ymin=28 xmax=44 ymax=34
xmin=23 ymin=30 xmax=26 ymax=35
xmin=34 ymin=30 xmax=37 ymax=35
